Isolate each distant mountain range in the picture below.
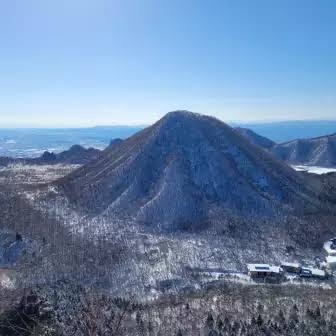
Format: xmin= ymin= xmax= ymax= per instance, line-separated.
xmin=0 ymin=145 xmax=101 ymax=166
xmin=236 ymin=128 xmax=336 ymax=168
xmin=0 ymin=139 xmax=125 ymax=167
xmin=232 ymin=120 xmax=336 ymax=143
xmin=1 ymin=120 xmax=335 ymax=158
xmin=1 ymin=122 xmax=335 ymax=169
xmin=58 ymin=111 xmax=328 ymax=233
xmin=0 ymin=126 xmax=141 ymax=158
xmin=271 ymin=133 xmax=336 ymax=167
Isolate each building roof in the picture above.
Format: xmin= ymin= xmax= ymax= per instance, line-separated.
xmin=323 ymin=240 xmax=336 ymax=255
xmin=247 ymin=264 xmax=281 ymax=274
xmin=326 ymin=256 xmax=336 ymax=263
xmin=281 ymin=262 xmax=300 ymax=268
xmin=310 ymin=268 xmax=326 ymax=277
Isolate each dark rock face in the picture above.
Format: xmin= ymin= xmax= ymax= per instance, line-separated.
xmin=108 ymin=138 xmax=123 ymax=149
xmin=235 ymin=127 xmax=276 ymax=149
xmin=0 ymin=157 xmax=16 ymax=166
xmin=55 ymin=145 xmax=101 ymax=164
xmin=270 ymin=134 xmax=336 ymax=167
xmin=40 ymin=151 xmax=57 ymax=163
xmin=59 ymin=111 xmax=324 ymax=231
xmin=0 ymin=231 xmax=25 ymax=265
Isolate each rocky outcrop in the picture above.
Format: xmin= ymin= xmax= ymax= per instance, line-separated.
xmin=0 ymin=231 xmax=25 ymax=266
xmin=108 ymin=138 xmax=123 ymax=149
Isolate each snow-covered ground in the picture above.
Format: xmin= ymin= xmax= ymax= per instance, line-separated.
xmin=292 ymin=165 xmax=336 ymax=175
xmin=0 ymin=269 xmax=15 ymax=289
xmin=0 ymin=163 xmax=80 ymax=184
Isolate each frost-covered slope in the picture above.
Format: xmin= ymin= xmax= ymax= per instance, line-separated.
xmin=271 ymin=133 xmax=336 ymax=167
xmin=59 ymin=111 xmax=324 ymax=231
xmin=235 ymin=127 xmax=276 ymax=149
xmin=234 ymin=128 xmax=336 ymax=169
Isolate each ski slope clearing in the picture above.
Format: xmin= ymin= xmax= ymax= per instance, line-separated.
xmin=293 ymin=165 xmax=336 ymax=175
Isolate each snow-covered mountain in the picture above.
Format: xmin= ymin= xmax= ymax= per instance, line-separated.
xmin=58 ymin=111 xmax=328 ymax=232
xmin=236 ymin=127 xmax=336 ymax=168
xmin=2 ymin=111 xmax=336 ymax=308
xmin=270 ymin=133 xmax=336 ymax=168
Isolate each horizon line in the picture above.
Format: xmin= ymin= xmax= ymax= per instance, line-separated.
xmin=1 ymin=118 xmax=336 ymax=129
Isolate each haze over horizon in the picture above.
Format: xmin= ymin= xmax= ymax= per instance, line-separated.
xmin=1 ymin=0 xmax=336 ymax=126
xmin=2 ymin=115 xmax=336 ymax=129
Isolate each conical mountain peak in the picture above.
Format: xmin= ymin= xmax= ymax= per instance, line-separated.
xmin=59 ymin=111 xmax=323 ymax=232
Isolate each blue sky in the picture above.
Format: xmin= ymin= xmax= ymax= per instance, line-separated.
xmin=1 ymin=0 xmax=336 ymax=126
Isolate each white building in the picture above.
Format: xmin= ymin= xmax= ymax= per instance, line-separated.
xmin=326 ymin=255 xmax=336 ymax=269
xmin=310 ymin=268 xmax=327 ymax=279
xmin=323 ymin=239 xmax=336 ymax=256
xmin=247 ymin=264 xmax=282 ymax=278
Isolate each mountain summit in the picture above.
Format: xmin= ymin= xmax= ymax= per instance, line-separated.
xmin=59 ymin=111 xmax=323 ymax=231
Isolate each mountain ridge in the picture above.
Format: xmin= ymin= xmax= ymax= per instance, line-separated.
xmin=234 ymin=127 xmax=276 ymax=149
xmin=236 ymin=127 xmax=336 ymax=168
xmin=0 ymin=141 xmax=123 ymax=167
